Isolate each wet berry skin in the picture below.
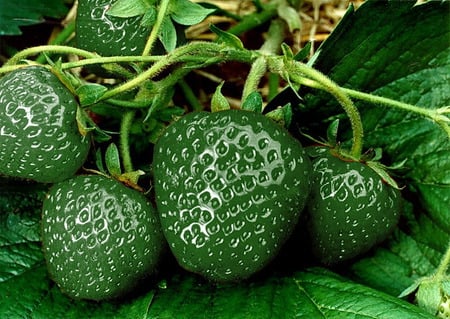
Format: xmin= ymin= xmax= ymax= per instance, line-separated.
xmin=153 ymin=110 xmax=312 ymax=282
xmin=0 ymin=66 xmax=90 ymax=183
xmin=41 ymin=175 xmax=165 ymax=301
xmin=76 ymin=0 xmax=149 ymax=57
xmin=305 ymin=146 xmax=402 ymax=265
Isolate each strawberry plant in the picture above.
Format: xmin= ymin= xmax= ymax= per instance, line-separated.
xmin=153 ymin=109 xmax=312 ymax=281
xmin=0 ymin=0 xmax=449 ymax=318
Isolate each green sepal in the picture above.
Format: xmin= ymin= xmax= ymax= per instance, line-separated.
xmin=106 ymin=0 xmax=149 ymax=18
xmin=105 ymin=143 xmax=122 ymax=177
xmin=210 ymin=24 xmax=244 ymax=49
xmin=95 ymin=149 xmax=107 ymax=174
xmin=117 ymin=170 xmax=146 ymax=191
xmin=76 ymin=106 xmax=95 ymax=137
xmin=326 ymin=119 xmax=339 ymax=147
xmin=242 ymin=91 xmax=263 ymax=113
xmin=143 ymin=85 xmax=175 ymax=122
xmin=293 ymin=42 xmax=312 ymax=62
xmin=265 ymin=103 xmax=292 ymax=128
xmin=281 ymin=43 xmax=294 ymax=61
xmin=211 ymin=82 xmax=230 ymax=112
xmin=159 ymin=15 xmax=177 ymax=52
xmin=76 ymin=83 xmax=108 ymax=107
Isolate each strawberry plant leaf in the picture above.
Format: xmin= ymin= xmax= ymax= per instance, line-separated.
xmin=242 ymin=91 xmax=263 ymax=113
xmin=76 ymin=83 xmax=108 ymax=107
xmin=159 ymin=15 xmax=177 ymax=52
xmin=146 ymin=268 xmax=434 ymax=318
xmin=106 ymin=0 xmax=149 ymax=18
xmin=105 ymin=143 xmax=122 ymax=177
xmin=0 ymin=0 xmax=69 ymax=35
xmin=169 ymin=0 xmax=215 ymax=26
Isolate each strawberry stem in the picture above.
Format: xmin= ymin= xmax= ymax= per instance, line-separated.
xmin=3 ymin=45 xmax=98 ymax=67
xmin=141 ymin=0 xmax=171 ymax=56
xmin=435 ymin=239 xmax=450 ymax=280
xmin=99 ymin=42 xmax=256 ymax=101
xmin=242 ymin=19 xmax=285 ymax=103
xmin=267 ymin=56 xmax=364 ymax=159
xmin=35 ymin=21 xmax=76 ymax=64
xmin=293 ymin=76 xmax=450 ymax=139
xmin=120 ymin=111 xmax=136 ymax=173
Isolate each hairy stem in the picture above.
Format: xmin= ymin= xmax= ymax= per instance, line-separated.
xmin=120 ymin=111 xmax=136 ymax=173
xmin=435 ymin=240 xmax=450 ymax=280
xmin=61 ymin=55 xmax=164 ymax=70
xmin=142 ymin=0 xmax=171 ymax=56
xmin=242 ymin=19 xmax=285 ymax=102
xmin=100 ymin=42 xmax=255 ymax=101
xmin=4 ymin=45 xmax=98 ymax=66
xmin=296 ymin=77 xmax=450 ymax=139
xmin=36 ymin=21 xmax=76 ymax=64
xmin=268 ymin=57 xmax=364 ymax=158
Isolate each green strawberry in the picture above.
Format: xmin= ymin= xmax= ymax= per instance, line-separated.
xmin=306 ymin=146 xmax=402 ymax=265
xmin=153 ymin=110 xmax=312 ymax=282
xmin=0 ymin=66 xmax=90 ymax=183
xmin=41 ymin=175 xmax=165 ymax=300
xmin=437 ymin=293 xmax=450 ymax=319
xmin=76 ymin=0 xmax=150 ymax=57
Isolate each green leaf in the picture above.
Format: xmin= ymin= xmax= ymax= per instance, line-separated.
xmin=170 ymin=0 xmax=215 ymax=26
xmin=211 ymin=81 xmax=230 ymax=112
xmin=210 ymin=24 xmax=244 ymax=49
xmin=146 ymin=268 xmax=434 ymax=318
xmin=140 ymin=6 xmax=157 ymax=28
xmin=105 ymin=143 xmax=122 ymax=177
xmin=76 ymin=83 xmax=108 ymax=107
xmin=106 ymin=0 xmax=149 ymax=18
xmin=242 ymin=91 xmax=263 ymax=113
xmin=293 ymin=42 xmax=312 ymax=62
xmin=159 ymin=15 xmax=177 ymax=52
xmin=0 ymin=0 xmax=69 ymax=35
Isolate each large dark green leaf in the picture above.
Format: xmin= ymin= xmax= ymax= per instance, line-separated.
xmin=146 ymin=268 xmax=434 ymax=318
xmin=0 ymin=0 xmax=69 ymax=35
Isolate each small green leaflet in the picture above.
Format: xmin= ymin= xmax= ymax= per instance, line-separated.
xmin=104 ymin=0 xmax=214 ymax=52
xmin=169 ymin=0 xmax=215 ymax=26
xmin=106 ymin=0 xmax=150 ymax=18
xmin=76 ymin=83 xmax=108 ymax=107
